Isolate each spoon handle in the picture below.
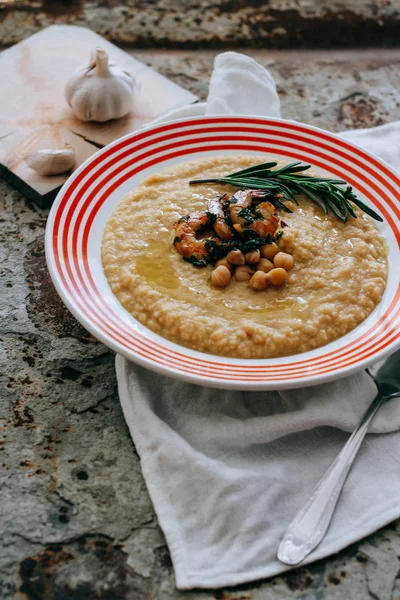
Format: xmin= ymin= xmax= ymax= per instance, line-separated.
xmin=277 ymin=393 xmax=385 ymax=566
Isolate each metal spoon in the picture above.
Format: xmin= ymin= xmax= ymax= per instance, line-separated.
xmin=278 ymin=348 xmax=400 ymax=566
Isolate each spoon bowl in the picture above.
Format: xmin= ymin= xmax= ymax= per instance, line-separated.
xmin=278 ymin=348 xmax=400 ymax=566
xmin=372 ymin=349 xmax=400 ymax=397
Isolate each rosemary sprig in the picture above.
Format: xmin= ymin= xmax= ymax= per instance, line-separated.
xmin=189 ymin=161 xmax=383 ymax=223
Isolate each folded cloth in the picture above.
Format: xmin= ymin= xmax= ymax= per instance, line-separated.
xmin=206 ymin=52 xmax=281 ymax=116
xmin=340 ymin=121 xmax=400 ymax=170
xmin=152 ymin=51 xmax=280 ymax=124
xmin=117 ymin=52 xmax=400 ymax=590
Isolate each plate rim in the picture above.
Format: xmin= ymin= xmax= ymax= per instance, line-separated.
xmin=45 ymin=114 xmax=400 ymax=390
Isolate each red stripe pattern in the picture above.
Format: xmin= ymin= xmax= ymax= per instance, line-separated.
xmin=46 ymin=117 xmax=400 ymax=390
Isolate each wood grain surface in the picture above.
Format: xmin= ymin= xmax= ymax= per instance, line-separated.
xmin=0 ymin=25 xmax=197 ymax=207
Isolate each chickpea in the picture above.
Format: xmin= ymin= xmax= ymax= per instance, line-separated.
xmin=227 ymin=249 xmax=245 ymax=265
xmin=234 ymin=265 xmax=254 ymax=282
xmin=256 ymin=258 xmax=274 ymax=273
xmin=249 ymin=270 xmax=268 ymax=291
xmin=215 ymin=257 xmax=233 ymax=272
xmin=260 ymin=242 xmax=279 ymax=260
xmin=244 ymin=249 xmax=261 ymax=264
xmin=266 ymin=267 xmax=287 ymax=286
xmin=273 ymin=252 xmax=294 ymax=270
xmin=211 ymin=265 xmax=231 ymax=287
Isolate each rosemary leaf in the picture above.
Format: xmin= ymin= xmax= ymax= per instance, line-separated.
xmin=189 ymin=161 xmax=383 ymax=223
xmin=325 ymin=196 xmax=348 ymax=222
xmin=225 ymin=161 xmax=278 ymax=178
xmin=348 ymin=196 xmax=383 ymax=222
xmin=293 ymin=183 xmax=328 ymax=213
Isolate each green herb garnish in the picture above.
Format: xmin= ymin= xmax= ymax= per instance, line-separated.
xmin=238 ymin=206 xmax=263 ymax=225
xmin=205 ymin=211 xmax=217 ymax=223
xmin=190 ymin=161 xmax=382 ymax=223
xmin=183 ymin=255 xmax=209 ymax=268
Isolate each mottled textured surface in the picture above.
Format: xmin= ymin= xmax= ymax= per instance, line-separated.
xmin=1 ymin=48 xmax=400 ymax=599
xmin=0 ymin=0 xmax=399 ymax=50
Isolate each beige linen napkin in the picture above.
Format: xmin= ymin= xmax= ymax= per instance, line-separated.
xmin=117 ymin=52 xmax=400 ymax=590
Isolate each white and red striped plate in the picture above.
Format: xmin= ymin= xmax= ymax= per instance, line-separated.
xmin=45 ymin=116 xmax=400 ymax=390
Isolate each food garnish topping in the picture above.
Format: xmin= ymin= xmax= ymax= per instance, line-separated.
xmin=189 ymin=161 xmax=383 ymax=223
xmin=172 ymin=160 xmax=382 ymax=290
xmin=173 ymin=188 xmax=292 ymax=290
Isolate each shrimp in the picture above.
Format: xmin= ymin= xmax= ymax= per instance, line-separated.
xmin=173 ymin=212 xmax=211 ymax=260
xmin=207 ymin=197 xmax=232 ymax=240
xmin=228 ymin=191 xmax=278 ymax=237
xmin=229 ymin=189 xmax=267 ymax=224
xmin=250 ymin=201 xmax=279 ymax=237
xmin=257 ymin=201 xmax=276 ymax=218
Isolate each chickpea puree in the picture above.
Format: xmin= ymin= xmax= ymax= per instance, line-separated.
xmin=101 ymin=155 xmax=387 ymax=359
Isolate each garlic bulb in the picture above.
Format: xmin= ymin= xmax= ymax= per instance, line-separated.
xmin=25 ymin=145 xmax=76 ymax=176
xmin=65 ymin=48 xmax=135 ymax=122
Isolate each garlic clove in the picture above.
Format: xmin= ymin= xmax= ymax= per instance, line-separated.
xmin=65 ymin=47 xmax=135 ymax=123
xmin=25 ymin=145 xmax=76 ymax=176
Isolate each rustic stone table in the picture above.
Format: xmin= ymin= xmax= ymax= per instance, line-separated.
xmin=1 ymin=43 xmax=400 ymax=600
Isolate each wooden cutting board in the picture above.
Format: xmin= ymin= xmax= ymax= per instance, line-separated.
xmin=0 ymin=25 xmax=198 ymax=207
